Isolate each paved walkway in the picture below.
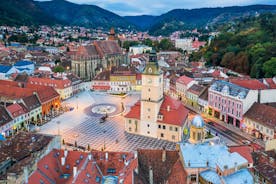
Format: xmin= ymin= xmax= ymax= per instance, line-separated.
xmin=39 ymin=91 xmax=176 ymax=152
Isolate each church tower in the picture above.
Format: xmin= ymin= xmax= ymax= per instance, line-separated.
xmin=140 ymin=50 xmax=164 ymax=138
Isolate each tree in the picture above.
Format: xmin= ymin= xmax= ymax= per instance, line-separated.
xmin=53 ymin=65 xmax=65 ymax=73
xmin=221 ymin=52 xmax=235 ymax=67
xmin=158 ymin=38 xmax=175 ymax=51
xmin=263 ymin=57 xmax=276 ymax=77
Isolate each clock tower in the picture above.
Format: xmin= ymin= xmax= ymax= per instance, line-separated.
xmin=140 ymin=50 xmax=164 ymax=138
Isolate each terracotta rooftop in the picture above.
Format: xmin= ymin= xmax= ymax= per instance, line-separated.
xmin=252 ymin=150 xmax=276 ymax=183
xmin=110 ymin=66 xmax=136 ymax=76
xmin=176 ymin=75 xmax=194 ymax=86
xmin=6 ymin=103 xmax=27 ymax=118
xmin=264 ymin=78 xmax=276 ymax=89
xmin=74 ymin=45 xmax=99 ymax=57
xmin=124 ymin=101 xmax=141 ymax=120
xmin=230 ymin=79 xmax=268 ymax=90
xmin=125 ymin=95 xmax=189 ymax=127
xmin=22 ymin=94 xmax=41 ymax=111
xmin=0 ymin=105 xmax=13 ymax=127
xmin=93 ymin=70 xmax=110 ymax=81
xmin=244 ymin=102 xmax=276 ymax=129
xmin=0 ymin=132 xmax=54 ymax=180
xmin=136 ymin=149 xmax=186 ymax=184
xmin=187 ymin=84 xmax=206 ymax=96
xmin=157 ymin=95 xmax=189 ymax=126
xmin=229 ymin=145 xmax=254 ymax=164
xmin=28 ymin=149 xmax=137 ymax=184
xmin=28 ymin=77 xmax=72 ymax=89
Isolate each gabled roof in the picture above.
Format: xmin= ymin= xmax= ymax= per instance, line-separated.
xmin=244 ymin=102 xmax=276 ymax=129
xmin=230 ymin=79 xmax=268 ymax=90
xmin=0 ymin=65 xmax=12 ymax=73
xmin=187 ymin=84 xmax=205 ymax=96
xmin=124 ymin=101 xmax=140 ymax=119
xmin=176 ymin=75 xmax=194 ymax=86
xmin=6 ymin=103 xmax=27 ymax=118
xmin=28 ymin=77 xmax=72 ymax=89
xmin=158 ymin=95 xmax=189 ymax=126
xmin=229 ymin=145 xmax=253 ymax=164
xmin=94 ymin=40 xmax=122 ymax=58
xmin=0 ymin=106 xmax=13 ymax=126
xmin=136 ymin=149 xmax=185 ymax=184
xmin=22 ymin=94 xmax=41 ymax=111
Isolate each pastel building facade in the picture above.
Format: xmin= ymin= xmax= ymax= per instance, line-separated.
xmin=208 ymin=80 xmax=258 ymax=128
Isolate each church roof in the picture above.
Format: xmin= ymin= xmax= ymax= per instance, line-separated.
xmin=191 ymin=115 xmax=205 ymax=128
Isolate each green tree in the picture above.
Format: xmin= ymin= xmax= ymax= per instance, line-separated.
xmin=53 ymin=65 xmax=65 ymax=73
xmin=263 ymin=57 xmax=276 ymax=77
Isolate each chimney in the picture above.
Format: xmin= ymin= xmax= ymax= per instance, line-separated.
xmin=88 ymin=153 xmax=92 ymax=161
xmin=105 ymin=152 xmax=108 ymax=161
xmin=64 ymin=149 xmax=68 ymax=158
xmin=162 ymin=147 xmax=166 ymax=162
xmin=149 ymin=166 xmax=153 ymax=184
xmin=61 ymin=157 xmax=65 ymax=166
xmin=167 ymin=105 xmax=170 ymax=112
xmin=73 ymin=166 xmax=77 ymax=178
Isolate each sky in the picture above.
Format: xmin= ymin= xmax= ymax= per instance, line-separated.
xmin=40 ymin=0 xmax=276 ymax=16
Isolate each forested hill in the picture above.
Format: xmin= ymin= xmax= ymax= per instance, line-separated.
xmin=191 ymin=13 xmax=276 ymax=78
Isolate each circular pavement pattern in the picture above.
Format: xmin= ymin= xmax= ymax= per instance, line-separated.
xmin=85 ymin=103 xmax=122 ymax=117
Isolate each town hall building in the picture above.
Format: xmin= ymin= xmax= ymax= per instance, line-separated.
xmin=124 ymin=51 xmax=189 ymax=142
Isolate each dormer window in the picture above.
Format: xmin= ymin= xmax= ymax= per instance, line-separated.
xmin=148 ymin=67 xmax=152 ymax=73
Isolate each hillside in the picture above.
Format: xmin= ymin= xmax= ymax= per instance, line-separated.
xmin=147 ymin=5 xmax=276 ymax=36
xmin=0 ymin=0 xmax=60 ymax=26
xmin=190 ymin=13 xmax=276 ymax=78
xmin=0 ymin=0 xmax=134 ymax=29
xmin=35 ymin=0 xmax=133 ymax=29
xmin=124 ymin=15 xmax=157 ymax=30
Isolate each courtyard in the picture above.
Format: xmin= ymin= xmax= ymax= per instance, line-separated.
xmin=39 ymin=91 xmax=176 ymax=152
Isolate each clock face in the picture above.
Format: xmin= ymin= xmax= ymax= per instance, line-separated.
xmin=148 ymin=78 xmax=152 ymax=84
xmin=148 ymin=67 xmax=152 ymax=73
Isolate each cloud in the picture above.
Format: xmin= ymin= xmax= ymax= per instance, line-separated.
xmin=38 ymin=0 xmax=276 ymax=15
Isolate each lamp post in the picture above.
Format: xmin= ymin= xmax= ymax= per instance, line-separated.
xmin=103 ymin=129 xmax=106 ymax=151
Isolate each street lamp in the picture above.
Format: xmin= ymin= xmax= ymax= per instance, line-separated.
xmin=103 ymin=129 xmax=107 ymax=151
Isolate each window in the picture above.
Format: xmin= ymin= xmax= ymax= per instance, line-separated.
xmin=169 ymin=126 xmax=173 ymax=131
xmin=158 ymin=125 xmax=161 ymax=129
xmin=161 ymin=133 xmax=164 ymax=137
xmin=147 ymin=131 xmax=150 ymax=134
xmin=129 ymin=120 xmax=131 ymax=124
xmin=147 ymin=108 xmax=151 ymax=112
xmin=172 ymin=135 xmax=175 ymax=140
xmin=147 ymin=124 xmax=150 ymax=128
xmin=163 ymin=125 xmax=166 ymax=130
xmin=148 ymin=116 xmax=150 ymax=119
xmin=148 ymin=88 xmax=151 ymax=92
xmin=129 ymin=127 xmax=132 ymax=132
xmin=175 ymin=127 xmax=178 ymax=132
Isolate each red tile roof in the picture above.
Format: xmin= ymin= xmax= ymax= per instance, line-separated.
xmin=6 ymin=103 xmax=27 ymax=118
xmin=125 ymin=101 xmax=141 ymax=119
xmin=229 ymin=145 xmax=254 ymax=164
xmin=230 ymin=79 xmax=268 ymax=90
xmin=136 ymin=149 xmax=185 ymax=184
xmin=125 ymin=95 xmax=189 ymax=127
xmin=176 ymin=75 xmax=194 ymax=86
xmin=28 ymin=77 xmax=71 ymax=89
xmin=28 ymin=149 xmax=137 ymax=184
xmin=244 ymin=102 xmax=276 ymax=129
xmin=264 ymin=78 xmax=276 ymax=89
xmin=158 ymin=95 xmax=189 ymax=126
